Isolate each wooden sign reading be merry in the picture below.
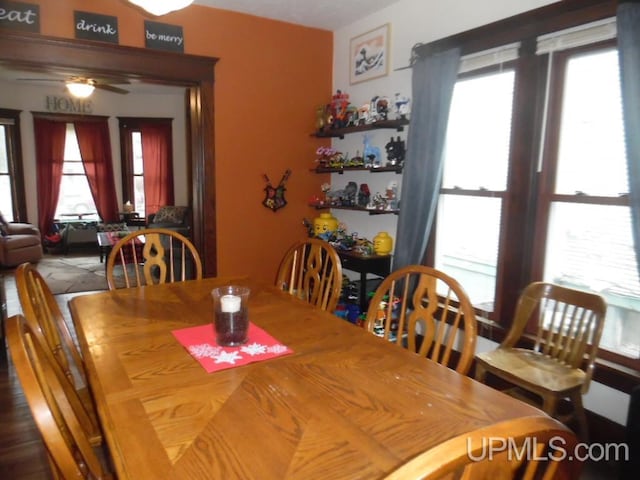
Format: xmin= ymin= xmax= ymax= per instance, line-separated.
xmin=145 ymin=20 xmax=185 ymax=53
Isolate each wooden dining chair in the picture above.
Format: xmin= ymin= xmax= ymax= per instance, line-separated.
xmin=475 ymin=282 xmax=607 ymax=441
xmin=383 ymin=415 xmax=581 ymax=480
xmin=275 ymin=238 xmax=343 ymax=312
xmin=106 ymin=227 xmax=203 ymax=289
xmin=15 ymin=262 xmax=103 ymax=447
xmin=364 ymin=265 xmax=477 ymax=375
xmin=6 ymin=314 xmax=114 ymax=479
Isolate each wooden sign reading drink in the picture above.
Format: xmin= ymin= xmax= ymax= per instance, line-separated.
xmin=0 ymin=0 xmax=40 ymax=32
xmin=144 ymin=20 xmax=185 ymax=53
xmin=74 ymin=11 xmax=118 ymax=44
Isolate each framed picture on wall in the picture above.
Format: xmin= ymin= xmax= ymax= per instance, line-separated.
xmin=349 ymin=23 xmax=390 ymax=84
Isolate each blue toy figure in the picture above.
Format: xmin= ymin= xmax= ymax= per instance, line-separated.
xmin=363 ymin=134 xmax=381 ymax=168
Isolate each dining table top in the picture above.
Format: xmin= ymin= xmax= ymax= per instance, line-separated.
xmin=69 ymin=276 xmax=546 ymax=480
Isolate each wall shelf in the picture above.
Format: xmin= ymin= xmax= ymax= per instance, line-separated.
xmin=311 ymin=165 xmax=402 ymax=174
xmin=312 ymin=118 xmax=409 ymax=139
xmin=309 ymin=204 xmax=399 ymax=215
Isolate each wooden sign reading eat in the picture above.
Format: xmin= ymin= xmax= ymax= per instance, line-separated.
xmin=74 ymin=10 xmax=118 ymax=44
xmin=0 ymin=0 xmax=40 ymax=32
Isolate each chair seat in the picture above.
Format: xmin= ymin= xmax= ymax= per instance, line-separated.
xmin=476 ymin=348 xmax=586 ymax=394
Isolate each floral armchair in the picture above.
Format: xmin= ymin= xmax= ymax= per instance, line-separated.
xmin=147 ymin=206 xmax=191 ymax=237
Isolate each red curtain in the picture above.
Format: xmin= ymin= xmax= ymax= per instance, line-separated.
xmin=33 ymin=118 xmax=66 ymax=237
xmin=140 ymin=123 xmax=174 ymax=215
xmin=74 ymin=121 xmax=120 ymax=222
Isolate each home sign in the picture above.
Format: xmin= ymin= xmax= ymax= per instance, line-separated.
xmin=45 ymin=96 xmax=93 ymax=115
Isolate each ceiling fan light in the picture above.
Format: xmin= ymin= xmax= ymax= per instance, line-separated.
xmin=128 ymin=0 xmax=194 ymax=16
xmin=66 ymin=81 xmax=95 ymax=98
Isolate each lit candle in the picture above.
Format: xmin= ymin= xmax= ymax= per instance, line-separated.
xmin=220 ymin=294 xmax=241 ymax=313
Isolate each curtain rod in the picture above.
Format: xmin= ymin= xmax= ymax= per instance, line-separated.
xmin=394 ymin=43 xmax=424 ymax=71
xmin=405 ymin=0 xmax=615 ymax=66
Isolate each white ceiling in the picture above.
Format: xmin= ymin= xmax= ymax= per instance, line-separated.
xmin=194 ymin=0 xmax=401 ymax=30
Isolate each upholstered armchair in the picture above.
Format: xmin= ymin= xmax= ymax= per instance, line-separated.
xmin=147 ymin=206 xmax=191 ymax=237
xmin=0 ymin=217 xmax=44 ymax=267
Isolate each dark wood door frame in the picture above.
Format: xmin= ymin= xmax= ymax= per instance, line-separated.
xmin=0 ymin=31 xmax=218 ymax=276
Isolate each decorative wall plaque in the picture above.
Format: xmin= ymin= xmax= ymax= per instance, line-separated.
xmin=74 ymin=11 xmax=118 ymax=44
xmin=144 ymin=20 xmax=184 ymax=53
xmin=45 ymin=96 xmax=93 ymax=115
xmin=0 ymin=0 xmax=39 ymax=32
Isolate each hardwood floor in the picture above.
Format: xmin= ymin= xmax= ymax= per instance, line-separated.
xmin=0 ymin=352 xmax=50 ymax=479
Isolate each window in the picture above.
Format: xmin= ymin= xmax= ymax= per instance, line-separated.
xmin=431 ymin=12 xmax=640 ymax=368
xmin=55 ymin=124 xmax=98 ymax=220
xmin=538 ymin=46 xmax=640 ymax=361
xmin=0 ymin=109 xmax=25 ymax=222
xmin=0 ymin=121 xmax=13 ymax=220
xmin=436 ymin=70 xmax=514 ymax=309
xmin=119 ymin=117 xmax=174 ymax=219
xmin=131 ymin=131 xmax=146 ymax=216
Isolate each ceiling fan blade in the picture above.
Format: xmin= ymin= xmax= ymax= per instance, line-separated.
xmin=69 ymin=74 xmax=131 ymax=86
xmin=94 ymin=83 xmax=129 ymax=94
xmin=91 ymin=76 xmax=131 ymax=85
xmin=16 ymin=78 xmax=63 ymax=82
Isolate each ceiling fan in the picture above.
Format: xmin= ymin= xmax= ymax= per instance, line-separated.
xmin=16 ymin=75 xmax=130 ymax=97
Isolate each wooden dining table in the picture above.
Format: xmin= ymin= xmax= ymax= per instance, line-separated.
xmin=69 ymin=276 xmax=547 ymax=480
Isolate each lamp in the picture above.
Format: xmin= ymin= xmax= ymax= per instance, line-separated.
xmin=128 ymin=0 xmax=194 ymax=16
xmin=66 ymin=80 xmax=95 ymax=98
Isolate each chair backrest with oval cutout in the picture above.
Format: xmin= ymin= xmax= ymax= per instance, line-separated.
xmin=365 ymin=264 xmax=477 ymax=375
xmin=275 ymin=238 xmax=343 ymax=312
xmin=383 ymin=415 xmax=581 ymax=480
xmin=6 ymin=314 xmax=112 ymax=479
xmin=106 ymin=227 xmax=203 ymax=289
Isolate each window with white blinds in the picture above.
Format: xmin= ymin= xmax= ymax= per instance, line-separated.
xmin=538 ymin=44 xmax=640 ymax=359
xmin=433 ymin=12 xmax=640 ymax=360
xmin=435 ymin=69 xmax=515 ymax=309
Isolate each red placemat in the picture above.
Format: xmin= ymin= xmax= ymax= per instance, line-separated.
xmin=172 ymin=323 xmax=293 ymax=373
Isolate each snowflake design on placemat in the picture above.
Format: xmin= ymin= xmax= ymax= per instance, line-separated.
xmin=189 ymin=343 xmax=221 ymax=358
xmin=241 ymin=343 xmax=267 ymax=356
xmin=213 ymin=350 xmax=243 ymax=364
xmin=268 ymin=344 xmax=289 ymax=354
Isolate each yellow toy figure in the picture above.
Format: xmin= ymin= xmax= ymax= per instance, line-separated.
xmin=373 ymin=231 xmax=393 ymax=255
xmin=313 ymin=212 xmax=338 ymax=239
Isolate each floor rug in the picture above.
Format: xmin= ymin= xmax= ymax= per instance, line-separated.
xmin=35 ymin=252 xmax=109 ymax=295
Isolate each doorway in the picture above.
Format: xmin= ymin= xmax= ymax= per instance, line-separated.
xmin=0 ymin=31 xmax=218 ymax=276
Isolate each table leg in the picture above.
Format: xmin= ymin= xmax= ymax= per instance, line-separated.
xmin=359 ymin=272 xmax=367 ymax=313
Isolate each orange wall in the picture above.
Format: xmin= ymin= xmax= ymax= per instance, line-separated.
xmin=26 ymin=0 xmax=332 ymax=283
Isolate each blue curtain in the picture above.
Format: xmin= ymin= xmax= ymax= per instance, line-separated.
xmin=393 ymin=47 xmax=461 ymax=271
xmin=618 ymin=1 xmax=640 ymax=279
